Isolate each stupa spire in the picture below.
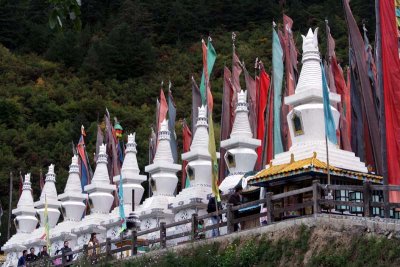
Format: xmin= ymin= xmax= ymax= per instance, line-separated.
xmin=190 ymin=105 xmax=209 ymax=149
xmin=230 ymin=90 xmax=252 ymax=138
xmin=64 ymin=155 xmax=81 ymax=193
xmin=84 ymin=143 xmax=116 ymax=214
xmin=153 ymin=119 xmax=174 ymax=163
xmin=35 ymin=164 xmax=61 ymax=228
xmin=16 ymin=174 xmax=35 ymax=210
xmin=90 ymin=144 xmax=110 ymax=184
xmin=58 ymin=155 xmax=87 ymax=221
xmin=116 ymin=132 xmax=146 ymax=207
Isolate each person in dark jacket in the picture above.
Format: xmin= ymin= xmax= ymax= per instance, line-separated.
xmin=17 ymin=250 xmax=27 ymax=267
xmin=38 ymin=245 xmax=49 ymax=258
xmin=228 ymin=186 xmax=242 ymax=232
xmin=207 ymin=190 xmax=223 ymax=237
xmin=26 ymin=247 xmax=37 ymax=263
xmin=60 ymin=241 xmax=72 ymax=262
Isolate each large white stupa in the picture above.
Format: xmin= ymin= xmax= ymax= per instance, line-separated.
xmin=71 ymin=144 xmax=116 ymax=249
xmin=102 ymin=133 xmax=147 ymax=240
xmin=136 ymin=119 xmax=181 ymax=231
xmin=50 ymin=155 xmax=88 ymax=252
xmin=23 ymin=165 xmax=61 ymax=254
xmin=219 ymin=91 xmax=261 ymax=193
xmin=271 ymin=28 xmax=367 ymax=172
xmin=2 ymin=174 xmax=38 ymax=266
xmin=170 ymin=106 xmax=212 ymax=234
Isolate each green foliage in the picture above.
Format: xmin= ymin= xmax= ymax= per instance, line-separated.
xmin=120 ymin=226 xmax=400 ymax=267
xmin=309 ymin=235 xmax=400 ymax=267
xmin=48 ymin=0 xmax=82 ymax=30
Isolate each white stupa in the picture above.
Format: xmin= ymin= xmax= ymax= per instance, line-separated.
xmin=102 ymin=133 xmax=147 ymax=240
xmin=71 ymin=144 xmax=116 ymax=249
xmin=271 ymin=28 xmax=367 ymax=172
xmin=2 ymin=174 xmax=38 ymax=267
xmin=137 ymin=119 xmax=181 ymax=231
xmin=170 ymin=106 xmax=212 ymax=233
xmin=50 ymin=155 xmax=88 ymax=253
xmin=24 ymin=165 xmax=61 ymax=254
xmin=219 ymin=90 xmax=261 ymax=193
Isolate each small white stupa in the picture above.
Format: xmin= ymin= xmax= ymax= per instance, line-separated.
xmin=219 ymin=90 xmax=261 ymax=193
xmin=2 ymin=174 xmax=38 ymax=267
xmin=170 ymin=105 xmax=212 ymax=231
xmin=102 ymin=133 xmax=146 ymax=240
xmin=137 ymin=119 xmax=181 ymax=231
xmin=71 ymin=144 xmax=116 ymax=248
xmin=50 ymin=155 xmax=88 ymax=252
xmin=24 ymin=165 xmax=61 ymax=254
xmin=272 ymin=28 xmax=367 ymax=172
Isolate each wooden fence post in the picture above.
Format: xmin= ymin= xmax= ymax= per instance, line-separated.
xmin=266 ymin=192 xmax=274 ymax=224
xmin=312 ymin=180 xmax=321 ymax=216
xmin=363 ymin=181 xmax=371 ymax=217
xmin=106 ymin=237 xmax=112 ymax=260
xmin=160 ymin=222 xmax=167 ymax=248
xmin=226 ymin=204 xmax=234 ymax=234
xmin=383 ymin=185 xmax=390 ymax=218
xmin=191 ymin=213 xmax=198 ymax=240
xmin=61 ymin=248 xmax=66 ymax=266
xmin=131 ymin=230 xmax=137 ymax=256
xmin=83 ymin=244 xmax=89 ymax=264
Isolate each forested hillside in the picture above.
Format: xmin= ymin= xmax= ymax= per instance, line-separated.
xmin=0 ymin=0 xmax=375 ymax=245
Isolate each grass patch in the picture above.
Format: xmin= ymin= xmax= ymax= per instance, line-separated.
xmin=121 ymin=225 xmax=400 ymax=267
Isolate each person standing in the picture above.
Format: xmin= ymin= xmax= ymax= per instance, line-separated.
xmin=228 ymin=186 xmax=242 ymax=232
xmin=17 ymin=250 xmax=27 ymax=267
xmin=61 ymin=241 xmax=72 ymax=262
xmin=26 ymin=247 xmax=37 ymax=263
xmin=207 ymin=190 xmax=223 ymax=237
xmin=37 ymin=245 xmax=49 ymax=258
xmin=88 ymin=233 xmax=99 ymax=264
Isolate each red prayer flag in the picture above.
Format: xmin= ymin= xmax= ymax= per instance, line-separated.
xmin=158 ymin=88 xmax=168 ymax=132
xmin=243 ymin=66 xmax=257 ymax=138
xmin=256 ymin=68 xmax=271 ymax=168
xmin=379 ymin=0 xmax=400 ymax=201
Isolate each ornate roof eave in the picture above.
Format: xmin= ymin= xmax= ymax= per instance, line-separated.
xmin=248 ymin=153 xmax=383 ymax=186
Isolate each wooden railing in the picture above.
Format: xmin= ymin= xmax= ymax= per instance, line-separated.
xmin=28 ymin=180 xmax=400 ymax=266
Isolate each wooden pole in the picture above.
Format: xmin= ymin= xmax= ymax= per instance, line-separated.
xmin=266 ymin=192 xmax=274 ymax=224
xmin=312 ymin=180 xmax=321 ymax=217
xmin=191 ymin=213 xmax=198 ymax=240
xmin=159 ymin=222 xmax=166 ymax=248
xmin=226 ymin=204 xmax=234 ymax=234
xmin=131 ymin=230 xmax=137 ymax=256
xmin=363 ymin=181 xmax=371 ymax=217
xmin=7 ymin=171 xmax=13 ymax=240
xmin=106 ymin=237 xmax=112 ymax=260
